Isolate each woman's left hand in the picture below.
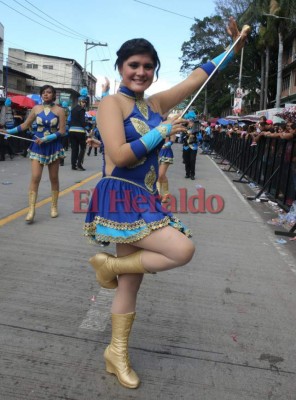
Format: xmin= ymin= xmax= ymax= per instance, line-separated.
xmin=35 ymin=137 xmax=43 ymax=145
xmin=86 ymin=137 xmax=101 ymax=148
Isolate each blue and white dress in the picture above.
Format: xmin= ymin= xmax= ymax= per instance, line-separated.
xmin=158 ymin=144 xmax=174 ymax=164
xmin=84 ymin=86 xmax=190 ymax=244
xmin=28 ymin=105 xmax=65 ymax=165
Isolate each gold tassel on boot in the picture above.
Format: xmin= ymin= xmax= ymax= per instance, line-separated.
xmin=25 ymin=191 xmax=37 ymax=223
xmin=50 ymin=190 xmax=59 ymax=218
xmin=89 ymin=250 xmax=148 ymax=289
xmin=161 ymin=181 xmax=170 ymax=203
xmin=104 ymin=312 xmax=140 ymax=389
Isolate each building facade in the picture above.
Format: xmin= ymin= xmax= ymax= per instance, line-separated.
xmin=281 ymin=32 xmax=296 ymax=105
xmin=7 ymin=49 xmax=96 ymax=106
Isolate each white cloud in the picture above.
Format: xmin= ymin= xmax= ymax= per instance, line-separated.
xmin=146 ymin=78 xmax=174 ymax=95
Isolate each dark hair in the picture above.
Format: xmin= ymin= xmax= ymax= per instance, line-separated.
xmin=115 ymin=38 xmax=161 ymax=79
xmin=40 ymin=85 xmax=56 ymax=101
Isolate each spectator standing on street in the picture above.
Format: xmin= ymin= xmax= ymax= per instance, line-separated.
xmin=69 ymin=97 xmax=88 ymax=170
xmin=0 ymin=85 xmax=66 ymax=222
xmin=183 ymin=116 xmax=199 ymax=180
xmin=83 ymin=18 xmax=248 ymax=390
xmin=202 ymin=121 xmax=212 ymax=154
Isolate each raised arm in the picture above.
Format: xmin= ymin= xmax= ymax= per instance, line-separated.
xmin=149 ymin=17 xmax=250 ymax=115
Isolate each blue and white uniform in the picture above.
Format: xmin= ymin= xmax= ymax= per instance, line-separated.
xmin=84 ymin=86 xmax=190 ymax=244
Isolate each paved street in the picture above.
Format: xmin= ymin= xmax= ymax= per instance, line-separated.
xmin=0 ymin=145 xmax=296 ymax=400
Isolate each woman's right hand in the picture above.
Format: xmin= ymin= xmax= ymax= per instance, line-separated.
xmin=102 ymin=77 xmax=110 ymax=93
xmin=163 ymin=114 xmax=188 ymax=136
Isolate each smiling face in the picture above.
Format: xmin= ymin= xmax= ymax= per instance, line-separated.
xmin=119 ymin=54 xmax=155 ymax=94
xmin=40 ymin=86 xmax=56 ymax=103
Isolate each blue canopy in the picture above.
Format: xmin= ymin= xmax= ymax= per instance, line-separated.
xmin=217 ymin=118 xmax=236 ymax=125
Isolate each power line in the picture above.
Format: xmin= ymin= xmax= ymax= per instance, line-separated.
xmin=24 ymin=0 xmax=89 ymax=39
xmin=0 ymin=0 xmax=83 ymax=40
xmin=12 ymin=0 xmax=85 ymax=40
xmin=133 ymin=0 xmax=195 ymax=21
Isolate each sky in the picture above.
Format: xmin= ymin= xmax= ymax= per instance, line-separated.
xmin=0 ymin=0 xmax=217 ymax=96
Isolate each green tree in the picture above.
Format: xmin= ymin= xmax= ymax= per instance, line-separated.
xmin=180 ymin=15 xmax=247 ymax=116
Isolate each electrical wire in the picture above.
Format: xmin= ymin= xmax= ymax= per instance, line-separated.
xmin=133 ymin=0 xmax=195 ymax=21
xmin=0 ymin=0 xmax=83 ymax=40
xmin=24 ymin=0 xmax=89 ymax=39
xmin=12 ymin=0 xmax=85 ymax=40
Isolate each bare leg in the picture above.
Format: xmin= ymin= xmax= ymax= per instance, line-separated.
xmin=133 ymin=226 xmax=195 ymax=272
xmin=29 ymin=159 xmax=44 ymax=192
xmin=90 ymin=226 xmax=195 ymax=288
xmin=111 ymin=243 xmax=144 ymax=314
xmin=48 ymin=159 xmax=60 ymax=191
xmin=158 ymin=163 xmax=169 ymax=184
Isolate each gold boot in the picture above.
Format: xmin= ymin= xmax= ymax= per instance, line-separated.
xmin=25 ymin=191 xmax=37 ymax=223
xmin=89 ymin=250 xmax=148 ymax=289
xmin=104 ymin=312 xmax=140 ymax=389
xmin=156 ymin=181 xmax=162 ymax=200
xmin=161 ymin=181 xmax=170 ymax=203
xmin=50 ymin=190 xmax=59 ymax=218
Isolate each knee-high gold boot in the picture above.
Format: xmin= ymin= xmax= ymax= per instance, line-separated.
xmin=104 ymin=312 xmax=140 ymax=389
xmin=161 ymin=181 xmax=170 ymax=203
xmin=156 ymin=181 xmax=162 ymax=198
xmin=25 ymin=191 xmax=37 ymax=223
xmin=89 ymin=250 xmax=148 ymax=289
xmin=50 ymin=190 xmax=59 ymax=218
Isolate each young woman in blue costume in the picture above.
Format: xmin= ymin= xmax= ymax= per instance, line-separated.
xmin=0 ymin=85 xmax=66 ymax=223
xmin=156 ymin=111 xmax=175 ymax=203
xmin=84 ymin=17 xmax=249 ymax=389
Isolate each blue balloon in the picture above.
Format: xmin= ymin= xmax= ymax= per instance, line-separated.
xmin=5 ymin=98 xmax=11 ymax=106
xmin=80 ymin=87 xmax=88 ymax=96
xmin=184 ymin=110 xmax=197 ymax=120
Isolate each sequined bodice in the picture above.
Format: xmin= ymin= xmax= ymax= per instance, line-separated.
xmin=102 ymin=86 xmax=163 ymax=193
xmin=35 ymin=106 xmax=59 ymax=137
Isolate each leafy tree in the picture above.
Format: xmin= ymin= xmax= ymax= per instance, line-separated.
xmin=179 ymin=16 xmax=244 ymax=116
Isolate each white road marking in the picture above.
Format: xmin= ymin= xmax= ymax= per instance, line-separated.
xmin=79 ymin=288 xmax=114 ymax=331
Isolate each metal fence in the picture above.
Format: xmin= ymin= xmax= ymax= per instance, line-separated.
xmin=211 ymin=131 xmax=296 ymax=211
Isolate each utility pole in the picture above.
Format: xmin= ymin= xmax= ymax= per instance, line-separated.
xmin=83 ymin=40 xmax=108 ymax=88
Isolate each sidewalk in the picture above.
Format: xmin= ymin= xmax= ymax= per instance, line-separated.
xmin=0 ymin=147 xmax=296 ymax=399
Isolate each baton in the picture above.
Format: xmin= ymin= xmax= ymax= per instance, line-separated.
xmin=0 ymin=131 xmax=35 ymax=142
xmin=180 ymin=25 xmax=251 ymax=118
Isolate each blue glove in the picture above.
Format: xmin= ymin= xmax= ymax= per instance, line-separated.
xmin=163 ymin=141 xmax=173 ymax=148
xmin=130 ymin=124 xmax=172 ymax=159
xmin=40 ymin=132 xmax=61 ymax=143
